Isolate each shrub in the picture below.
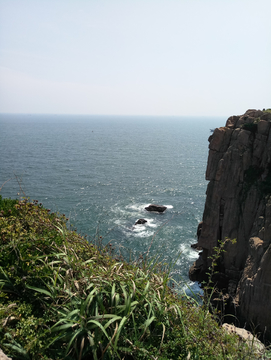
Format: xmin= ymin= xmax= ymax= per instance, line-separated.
xmin=242 ymin=123 xmax=258 ymax=133
xmin=0 ymin=195 xmax=18 ymax=217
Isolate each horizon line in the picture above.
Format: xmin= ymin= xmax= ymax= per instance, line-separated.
xmin=0 ymin=112 xmax=228 ymax=118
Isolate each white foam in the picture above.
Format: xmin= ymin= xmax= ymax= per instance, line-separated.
xmin=133 ymin=230 xmax=155 ymax=238
xmin=176 ymin=244 xmax=199 ymax=263
xmin=125 ymin=203 xmax=149 ymax=212
xmin=147 ymin=219 xmax=158 ymax=228
xmin=133 ymin=225 xmax=147 ymax=232
xmin=182 ymin=280 xmax=202 ymax=294
xmin=112 ymin=204 xmax=161 ymax=236
xmin=114 ymin=219 xmax=127 ymax=226
xmin=164 ymin=204 xmax=173 ymax=209
xmin=187 ymin=251 xmax=200 ymax=260
xmin=112 ymin=207 xmax=130 ymax=217
xmin=182 ymin=282 xmax=203 ymax=299
xmin=133 ymin=218 xmax=158 ymax=232
xmin=121 ymin=226 xmax=155 ymax=239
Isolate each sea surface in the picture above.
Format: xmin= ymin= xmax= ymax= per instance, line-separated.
xmin=0 ymin=114 xmax=224 ymax=294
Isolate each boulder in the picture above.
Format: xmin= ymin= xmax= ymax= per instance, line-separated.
xmin=260 ymin=112 xmax=271 ymax=121
xmin=145 ymin=204 xmax=167 ymax=212
xmin=226 ymin=115 xmax=240 ymax=129
xmin=135 ymin=218 xmax=147 ymax=225
xmin=0 ymin=348 xmax=11 ymax=360
xmin=222 ymin=324 xmax=265 ymax=355
xmin=257 ymin=120 xmax=270 ymax=136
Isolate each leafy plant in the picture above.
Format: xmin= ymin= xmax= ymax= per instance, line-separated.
xmin=0 ymin=195 xmax=19 ymax=217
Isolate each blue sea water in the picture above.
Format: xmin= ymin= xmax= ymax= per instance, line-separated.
xmin=0 ymin=114 xmax=224 ymax=293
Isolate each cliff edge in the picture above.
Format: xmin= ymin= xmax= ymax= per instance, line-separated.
xmin=189 ymin=109 xmax=271 ymax=341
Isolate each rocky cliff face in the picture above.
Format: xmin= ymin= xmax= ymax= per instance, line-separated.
xmin=189 ymin=109 xmax=271 ymax=341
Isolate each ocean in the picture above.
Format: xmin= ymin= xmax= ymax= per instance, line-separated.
xmin=0 ymin=114 xmax=224 ymax=294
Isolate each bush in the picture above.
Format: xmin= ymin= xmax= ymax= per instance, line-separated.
xmin=0 ymin=195 xmax=18 ymax=217
xmin=242 ymin=123 xmax=258 ymax=133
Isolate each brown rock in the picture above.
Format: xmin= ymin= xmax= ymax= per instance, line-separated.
xmin=226 ymin=115 xmax=240 ymax=129
xmin=244 ymin=109 xmax=263 ymax=118
xmin=222 ymin=324 xmax=265 ymax=355
xmin=209 ymin=127 xmax=232 ymax=152
xmin=238 ymin=244 xmax=271 ymax=341
xmin=253 ymin=134 xmax=267 ymax=163
xmin=260 ymin=112 xmax=271 ymax=121
xmin=257 ymin=120 xmax=270 ymax=136
xmin=0 ymin=348 xmax=12 ymax=360
xmin=189 ymin=108 xmax=271 ymax=341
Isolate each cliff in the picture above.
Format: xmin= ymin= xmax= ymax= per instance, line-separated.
xmin=189 ymin=109 xmax=271 ymax=341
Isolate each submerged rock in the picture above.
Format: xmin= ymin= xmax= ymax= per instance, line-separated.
xmin=135 ymin=218 xmax=147 ymax=225
xmin=145 ymin=204 xmax=167 ymax=212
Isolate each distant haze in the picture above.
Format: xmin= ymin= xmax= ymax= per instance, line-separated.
xmin=0 ymin=0 xmax=270 ymax=116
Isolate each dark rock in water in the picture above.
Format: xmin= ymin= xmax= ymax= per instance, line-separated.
xmin=191 ymin=243 xmax=203 ymax=251
xmin=135 ymin=218 xmax=147 ymax=225
xmin=190 ymin=223 xmax=204 ymax=251
xmin=145 ymin=204 xmax=167 ymax=212
xmin=189 ymin=250 xmax=208 ymax=283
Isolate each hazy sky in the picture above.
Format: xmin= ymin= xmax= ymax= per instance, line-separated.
xmin=0 ymin=0 xmax=270 ymax=116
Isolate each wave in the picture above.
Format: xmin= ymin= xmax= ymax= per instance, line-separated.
xmin=182 ymin=281 xmax=202 ymax=297
xmin=125 ymin=203 xmax=149 ymax=212
xmin=177 ymin=244 xmax=199 ymax=262
xmin=121 ymin=226 xmax=155 ymax=238
xmin=164 ymin=204 xmax=173 ymax=209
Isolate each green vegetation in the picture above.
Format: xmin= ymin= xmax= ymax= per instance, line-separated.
xmin=243 ymin=165 xmax=271 ymax=199
xmin=0 ymin=195 xmax=18 ymax=217
xmin=242 ymin=122 xmax=258 ymax=133
xmin=243 ymin=165 xmax=264 ymax=194
xmin=0 ymin=197 xmax=267 ymax=359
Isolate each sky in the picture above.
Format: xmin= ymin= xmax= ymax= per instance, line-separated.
xmin=0 ymin=0 xmax=270 ymax=116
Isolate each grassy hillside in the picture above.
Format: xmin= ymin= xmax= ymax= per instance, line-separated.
xmin=0 ymin=196 xmax=268 ymax=359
